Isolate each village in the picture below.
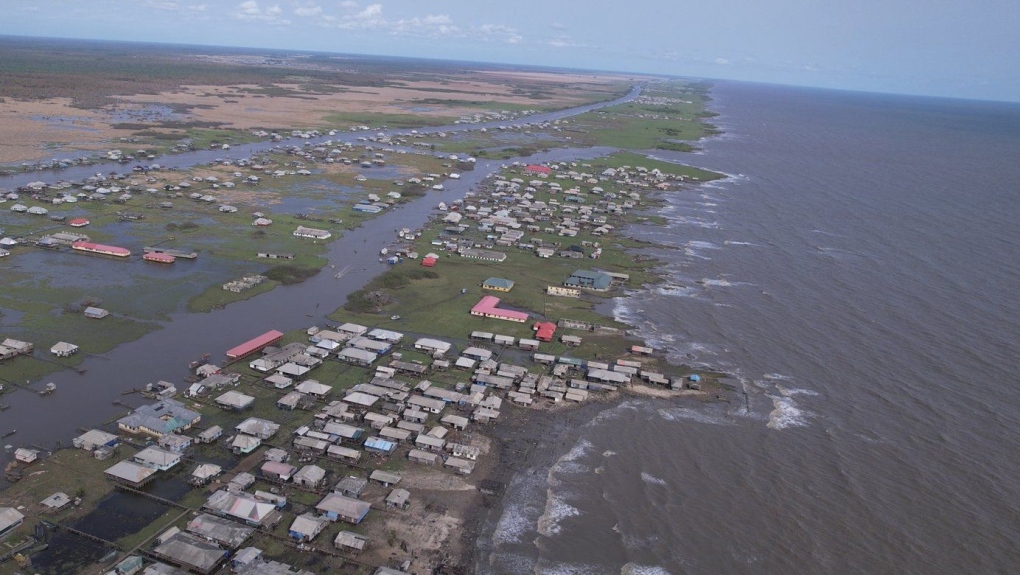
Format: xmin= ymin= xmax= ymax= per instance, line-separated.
xmin=0 ymin=154 xmax=724 ymax=575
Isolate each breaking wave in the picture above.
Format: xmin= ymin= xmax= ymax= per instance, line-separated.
xmin=537 ymin=489 xmax=582 ymax=537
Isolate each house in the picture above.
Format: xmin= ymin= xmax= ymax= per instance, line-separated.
xmin=386 ymin=488 xmax=411 ymax=510
xmin=152 ymin=532 xmax=227 ymax=575
xmin=14 ymin=448 xmax=38 ymax=463
xmin=104 ymin=460 xmax=157 ymax=487
xmin=493 ymin=334 xmax=515 ymax=346
xmin=50 ymin=341 xmax=79 ymax=357
xmin=327 ymin=445 xmax=361 ymax=464
xmin=337 ymin=323 xmax=368 ymax=338
xmin=215 ymin=390 xmax=255 ymax=411
xmin=292 ymin=465 xmax=327 ymax=488
xmin=40 ymin=492 xmax=72 ymax=511
xmin=289 ymin=513 xmax=328 ymax=542
xmin=227 ymin=472 xmax=256 ymax=493
xmin=407 ymin=449 xmax=439 ymax=466
xmin=231 ymin=434 xmax=261 ymax=455
xmin=459 ymin=247 xmax=507 ymax=262
xmin=415 ymin=434 xmax=446 ymax=452
xmin=461 ymin=347 xmax=492 ymax=361
xmin=407 ymin=395 xmax=445 ymax=414
xmin=334 ymin=531 xmax=369 ymax=553
xmin=316 ymin=493 xmax=371 ymax=524
xmin=295 ymin=379 xmax=331 ymax=398
xmin=369 ymin=469 xmax=402 ymax=487
xmin=265 ymin=373 xmax=294 ymax=389
xmin=158 ymin=433 xmax=192 ymax=453
xmin=133 ymin=446 xmax=182 ymax=471
xmin=196 ymin=426 xmax=223 ymax=444
xmin=519 ymin=338 xmax=541 ymax=351
xmin=235 ymin=418 xmax=280 ymax=439
xmin=561 ymin=335 xmax=583 ymax=347
xmin=482 ymin=277 xmax=515 ymax=292
xmin=339 ymin=347 xmax=378 ymax=366
xmin=414 ymin=337 xmax=452 ymax=356
xmin=118 ymin=399 xmax=201 ymax=437
xmin=364 ymin=436 xmax=397 ymax=454
xmin=367 ymin=328 xmax=403 ymax=343
xmin=323 ymin=421 xmax=364 ymax=443
xmin=440 ymin=414 xmax=469 ymax=431
xmin=379 ymin=426 xmax=412 ymax=443
xmin=74 ymin=429 xmax=119 ymax=451
xmin=533 ymin=321 xmax=557 ymax=342
xmin=260 ymin=461 xmax=297 ymax=482
xmin=334 ymin=475 xmax=368 ymax=498
xmin=587 ymin=368 xmax=631 ymax=386
xmin=564 ymin=269 xmax=613 ymax=291
xmin=293 ymin=225 xmax=331 ymax=240
xmin=444 ymin=456 xmax=476 ymax=475
xmin=277 ymin=391 xmax=303 ymax=410
xmin=203 ymin=490 xmax=281 ymax=528
xmin=186 ymin=513 xmax=253 ymax=548
xmin=190 ymin=464 xmax=223 ymax=487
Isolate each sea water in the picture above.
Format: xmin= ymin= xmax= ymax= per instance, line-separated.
xmin=481 ymin=82 xmax=1020 ymax=574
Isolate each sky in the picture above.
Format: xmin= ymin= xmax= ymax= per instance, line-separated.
xmin=2 ymin=0 xmax=1018 ymax=102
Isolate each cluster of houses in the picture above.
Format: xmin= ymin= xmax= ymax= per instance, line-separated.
xmin=223 ymin=274 xmax=268 ymax=293
xmin=0 ymin=337 xmax=33 ymax=362
xmin=419 ymin=160 xmax=695 ymax=272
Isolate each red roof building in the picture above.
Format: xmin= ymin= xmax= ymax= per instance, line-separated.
xmin=68 ymin=218 xmax=90 ymax=227
xmin=421 ymin=256 xmax=437 ymax=267
xmin=524 ymin=165 xmax=552 ymax=175
xmin=533 ymin=321 xmax=557 ymax=342
xmin=71 ymin=241 xmax=130 ymax=257
xmin=470 ymin=296 xmax=529 ymax=323
xmin=226 ymin=330 xmax=284 ymax=361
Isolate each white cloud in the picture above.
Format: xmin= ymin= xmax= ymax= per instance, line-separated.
xmin=356 ymin=3 xmax=382 ymax=19
xmin=551 ymin=22 xmax=567 ymax=30
xmin=148 ymin=1 xmax=180 ymax=10
xmin=339 ymin=0 xmax=357 ymax=7
xmin=234 ymin=1 xmax=290 ymax=24
xmin=477 ymin=23 xmax=523 ymax=44
xmin=715 ymin=57 xmax=731 ymax=65
xmin=294 ymin=3 xmax=321 ymax=17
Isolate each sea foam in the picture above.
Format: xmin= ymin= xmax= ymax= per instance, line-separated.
xmin=621 ymin=564 xmax=675 ymax=575
xmin=766 ymin=395 xmax=811 ymax=429
xmin=641 ymin=472 xmax=668 ymax=486
xmin=537 ymin=489 xmax=582 ymax=537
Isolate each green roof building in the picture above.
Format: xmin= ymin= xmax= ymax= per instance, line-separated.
xmin=482 ymin=277 xmax=515 ymax=292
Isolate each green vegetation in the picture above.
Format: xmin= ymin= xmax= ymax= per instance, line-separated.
xmin=265 ymin=264 xmax=321 ymax=285
xmin=563 ymin=81 xmax=719 ymax=150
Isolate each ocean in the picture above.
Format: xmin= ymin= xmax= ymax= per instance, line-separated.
xmin=478 ymin=82 xmax=1020 ymax=574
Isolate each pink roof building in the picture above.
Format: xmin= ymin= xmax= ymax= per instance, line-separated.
xmin=226 ymin=330 xmax=284 ymax=360
xmin=470 ymin=296 xmax=529 ymax=323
